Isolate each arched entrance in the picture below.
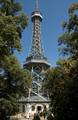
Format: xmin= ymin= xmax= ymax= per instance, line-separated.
xmin=37 ymin=106 xmax=42 ymax=112
xmin=22 ymin=105 xmax=25 ymax=113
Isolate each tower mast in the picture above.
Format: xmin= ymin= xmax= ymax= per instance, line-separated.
xmin=35 ymin=0 xmax=39 ymax=10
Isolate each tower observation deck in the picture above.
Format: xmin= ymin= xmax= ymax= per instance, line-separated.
xmin=23 ymin=0 xmax=50 ymax=104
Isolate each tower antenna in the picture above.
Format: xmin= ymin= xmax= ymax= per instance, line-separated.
xmin=35 ymin=0 xmax=39 ymax=10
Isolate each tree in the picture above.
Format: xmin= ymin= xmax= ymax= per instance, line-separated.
xmin=0 ymin=0 xmax=28 ymax=56
xmin=0 ymin=0 xmax=31 ymax=119
xmin=45 ymin=59 xmax=78 ymax=120
xmin=0 ymin=56 xmax=32 ymax=118
xmin=58 ymin=3 xmax=78 ymax=119
xmin=45 ymin=3 xmax=78 ymax=120
xmin=59 ymin=3 xmax=78 ymax=59
xmin=44 ymin=61 xmax=69 ymax=119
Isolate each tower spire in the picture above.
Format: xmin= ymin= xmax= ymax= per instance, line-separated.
xmin=35 ymin=0 xmax=39 ymax=10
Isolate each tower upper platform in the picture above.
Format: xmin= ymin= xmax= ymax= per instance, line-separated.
xmin=31 ymin=0 xmax=43 ymax=20
xmin=31 ymin=11 xmax=43 ymax=22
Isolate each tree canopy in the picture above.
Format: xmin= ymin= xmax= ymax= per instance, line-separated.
xmin=0 ymin=0 xmax=31 ymax=119
xmin=45 ymin=3 xmax=78 ymax=120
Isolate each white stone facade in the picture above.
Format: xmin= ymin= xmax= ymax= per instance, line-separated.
xmin=19 ymin=102 xmax=49 ymax=118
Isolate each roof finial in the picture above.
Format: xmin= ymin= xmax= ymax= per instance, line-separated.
xmin=35 ymin=0 xmax=39 ymax=10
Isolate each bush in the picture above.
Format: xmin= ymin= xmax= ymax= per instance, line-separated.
xmin=47 ymin=114 xmax=53 ymax=120
xmin=40 ymin=112 xmax=44 ymax=117
xmin=33 ymin=114 xmax=41 ymax=120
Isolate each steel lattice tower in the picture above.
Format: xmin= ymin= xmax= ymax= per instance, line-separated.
xmin=24 ymin=0 xmax=50 ymax=102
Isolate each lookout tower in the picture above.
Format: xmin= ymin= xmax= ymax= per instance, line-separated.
xmin=19 ymin=0 xmax=50 ymax=117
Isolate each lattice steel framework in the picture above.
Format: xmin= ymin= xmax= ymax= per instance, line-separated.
xmin=30 ymin=0 xmax=44 ymax=60
xmin=24 ymin=0 xmax=50 ymax=101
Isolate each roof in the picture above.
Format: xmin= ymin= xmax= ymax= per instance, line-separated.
xmin=18 ymin=95 xmax=50 ymax=103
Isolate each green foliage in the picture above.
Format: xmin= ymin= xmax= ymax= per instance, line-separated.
xmin=33 ymin=114 xmax=41 ymax=120
xmin=47 ymin=114 xmax=53 ymax=120
xmin=68 ymin=3 xmax=78 ymax=15
xmin=45 ymin=59 xmax=78 ymax=120
xmin=0 ymin=55 xmax=32 ymax=118
xmin=0 ymin=0 xmax=22 ymax=15
xmin=0 ymin=0 xmax=28 ymax=56
xmin=0 ymin=15 xmax=21 ymax=55
xmin=0 ymin=0 xmax=30 ymax=119
xmin=45 ymin=3 xmax=78 ymax=120
xmin=0 ymin=55 xmax=31 ymax=96
xmin=59 ymin=4 xmax=78 ymax=58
